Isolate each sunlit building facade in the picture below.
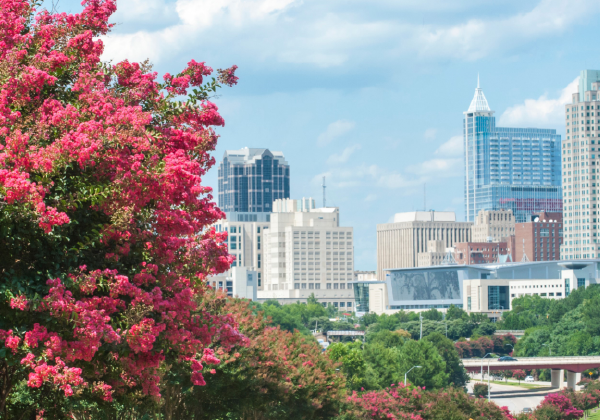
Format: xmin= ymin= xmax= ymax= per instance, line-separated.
xmin=464 ymin=79 xmax=562 ymax=223
xmin=561 ymin=69 xmax=600 ymax=259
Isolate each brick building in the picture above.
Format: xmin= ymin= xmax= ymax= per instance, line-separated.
xmin=515 ymin=211 xmax=563 ymax=262
xmin=454 ymin=241 xmax=514 ymax=265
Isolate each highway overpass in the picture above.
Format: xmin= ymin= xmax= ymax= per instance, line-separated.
xmin=462 ymin=356 xmax=600 ymax=389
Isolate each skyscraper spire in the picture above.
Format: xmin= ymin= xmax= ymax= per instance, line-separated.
xmin=467 ymin=75 xmax=491 ymax=112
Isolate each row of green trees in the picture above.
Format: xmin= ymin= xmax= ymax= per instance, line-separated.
xmin=499 ymin=285 xmax=600 ymax=359
xmin=359 ymin=305 xmax=497 ymax=340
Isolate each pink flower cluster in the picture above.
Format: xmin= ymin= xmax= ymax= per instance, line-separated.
xmin=21 ymin=354 xmax=86 ymax=397
xmin=10 ymin=295 xmax=28 ymax=310
xmin=127 ymin=319 xmax=165 ymax=353
xmin=217 ymin=65 xmax=239 ymax=87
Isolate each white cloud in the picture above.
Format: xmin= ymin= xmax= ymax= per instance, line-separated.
xmin=327 ymin=144 xmax=361 ymax=164
xmin=435 ymin=135 xmax=463 ymax=157
xmin=406 ymin=158 xmax=462 ymax=177
xmin=424 ymin=128 xmax=437 ymax=140
xmin=317 ymin=120 xmax=356 ymax=147
xmin=101 ymin=0 xmax=600 ymax=68
xmin=314 ymin=164 xmax=422 ymax=191
xmin=175 ymin=0 xmax=297 ymax=27
xmin=364 ymin=194 xmax=377 ymax=202
xmin=499 ymin=77 xmax=578 ymax=128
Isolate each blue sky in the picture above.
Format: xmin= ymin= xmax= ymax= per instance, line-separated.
xmin=59 ymin=0 xmax=600 ymax=270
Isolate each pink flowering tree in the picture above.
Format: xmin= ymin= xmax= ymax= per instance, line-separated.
xmin=534 ymin=393 xmax=584 ymax=420
xmin=345 ymin=383 xmax=516 ymax=420
xmin=0 ymin=0 xmax=241 ymax=417
xmin=513 ymin=369 xmax=526 ymax=385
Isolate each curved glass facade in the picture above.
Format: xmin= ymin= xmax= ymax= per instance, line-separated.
xmin=353 ymin=283 xmax=370 ymax=313
xmin=464 ymin=95 xmax=562 ymax=223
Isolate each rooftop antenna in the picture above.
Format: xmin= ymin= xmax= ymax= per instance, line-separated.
xmin=322 ymin=176 xmax=326 ymax=208
xmin=477 ymin=73 xmax=480 ymax=89
xmin=442 ymin=249 xmax=457 ymax=265
xmin=521 ymin=239 xmax=529 ymax=262
xmin=424 ymin=183 xmax=426 ymax=211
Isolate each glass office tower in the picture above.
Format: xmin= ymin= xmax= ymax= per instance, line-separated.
xmin=464 ymin=80 xmax=562 ymax=223
xmin=561 ymin=69 xmax=600 ymax=259
xmin=218 ymin=148 xmax=290 ymax=213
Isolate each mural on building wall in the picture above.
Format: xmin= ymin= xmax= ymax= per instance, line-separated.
xmin=389 ymin=270 xmax=461 ymax=301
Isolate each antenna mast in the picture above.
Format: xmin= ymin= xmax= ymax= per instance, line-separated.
xmin=424 ymin=183 xmax=426 ymax=211
xmin=521 ymin=238 xmax=529 ymax=262
xmin=322 ymin=176 xmax=326 ymax=208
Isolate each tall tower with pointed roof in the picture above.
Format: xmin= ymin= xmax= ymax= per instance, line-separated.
xmin=463 ymin=78 xmax=562 ymax=226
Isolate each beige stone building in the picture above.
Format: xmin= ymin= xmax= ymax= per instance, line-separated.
xmin=562 ymin=70 xmax=600 ymax=259
xmin=376 ymin=211 xmax=472 ymax=280
xmin=472 ymin=209 xmax=515 ymax=242
xmin=258 ymin=203 xmax=355 ymax=308
xmin=417 ymin=240 xmax=447 ymax=267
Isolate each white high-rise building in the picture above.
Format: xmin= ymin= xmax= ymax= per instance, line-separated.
xmin=214 ymin=212 xmax=271 ymax=291
xmin=562 ymin=70 xmax=600 ymax=259
xmin=258 ymin=203 xmax=355 ymax=309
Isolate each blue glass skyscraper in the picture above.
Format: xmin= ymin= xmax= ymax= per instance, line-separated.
xmin=464 ymin=79 xmax=562 ymax=223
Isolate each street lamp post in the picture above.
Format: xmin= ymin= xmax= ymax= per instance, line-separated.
xmin=487 ymin=357 xmax=492 ymax=402
xmin=404 ymin=365 xmax=422 ymax=386
xmin=543 ymin=343 xmax=552 ymax=356
xmin=481 ymin=353 xmax=493 ymax=381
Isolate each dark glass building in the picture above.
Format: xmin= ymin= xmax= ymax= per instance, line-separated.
xmin=218 ymin=148 xmax=290 ymax=213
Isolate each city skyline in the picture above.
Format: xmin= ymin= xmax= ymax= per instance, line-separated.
xmin=72 ymin=0 xmax=600 ymax=271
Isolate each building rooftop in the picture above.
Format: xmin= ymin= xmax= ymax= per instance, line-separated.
xmin=392 ymin=211 xmax=456 ymax=223
xmin=223 ymin=147 xmax=288 ymax=165
xmin=466 ymin=76 xmax=491 ymax=113
xmin=384 ymin=259 xmax=600 ymax=273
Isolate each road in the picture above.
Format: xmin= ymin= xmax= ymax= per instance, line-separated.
xmin=467 ymin=378 xmax=553 ymax=415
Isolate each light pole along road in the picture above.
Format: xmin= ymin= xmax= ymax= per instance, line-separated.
xmin=404 ymin=365 xmax=422 ymax=386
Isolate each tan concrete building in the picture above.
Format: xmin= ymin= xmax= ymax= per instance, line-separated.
xmin=376 ymin=211 xmax=472 ymax=280
xmin=258 ymin=204 xmax=354 ymax=308
xmin=472 ymin=209 xmax=515 ymax=242
xmin=417 ymin=240 xmax=447 ymax=267
xmin=562 ymin=70 xmax=600 ymax=259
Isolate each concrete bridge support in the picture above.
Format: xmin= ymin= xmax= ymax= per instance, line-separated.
xmin=551 ymin=369 xmax=564 ymax=388
xmin=566 ymin=371 xmax=581 ymax=390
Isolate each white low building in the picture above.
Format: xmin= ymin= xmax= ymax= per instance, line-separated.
xmin=208 ymin=266 xmax=258 ymax=301
xmin=352 ymin=260 xmax=600 ymax=318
